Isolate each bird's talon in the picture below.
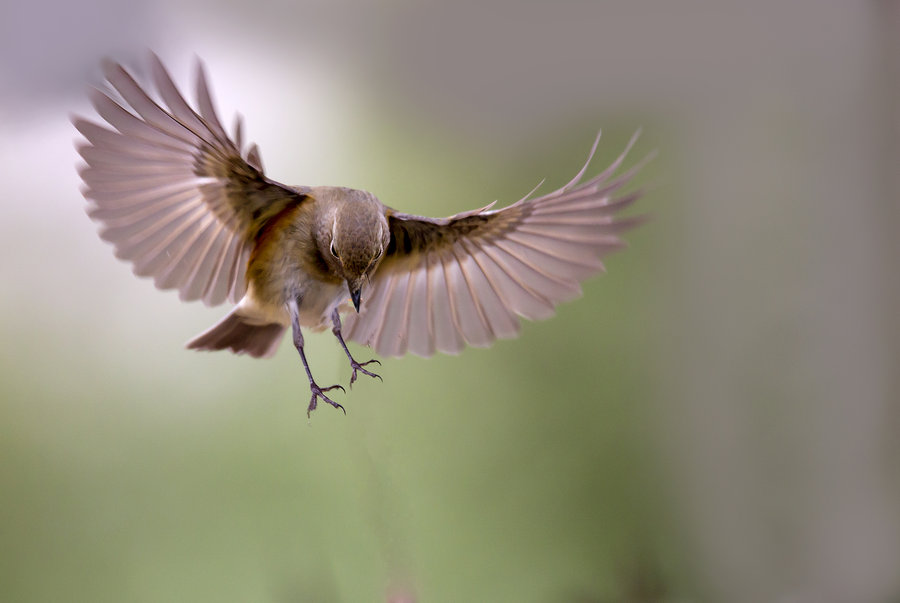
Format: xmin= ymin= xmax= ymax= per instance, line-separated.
xmin=306 ymin=382 xmax=346 ymax=416
xmin=348 ymin=359 xmax=382 ymax=386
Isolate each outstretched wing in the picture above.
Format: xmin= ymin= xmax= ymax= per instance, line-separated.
xmin=75 ymin=54 xmax=306 ymax=306
xmin=342 ymin=131 xmax=650 ymax=357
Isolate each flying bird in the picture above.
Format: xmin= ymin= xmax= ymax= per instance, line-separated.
xmin=74 ymin=55 xmax=649 ymax=416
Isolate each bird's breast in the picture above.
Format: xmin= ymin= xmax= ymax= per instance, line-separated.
xmin=238 ymin=277 xmax=349 ymax=332
xmin=295 ymin=279 xmax=350 ymax=331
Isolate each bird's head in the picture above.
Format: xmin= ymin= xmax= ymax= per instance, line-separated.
xmin=323 ymin=188 xmax=390 ymax=312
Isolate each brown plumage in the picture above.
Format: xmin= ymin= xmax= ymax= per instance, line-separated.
xmin=75 ymin=54 xmax=650 ymax=415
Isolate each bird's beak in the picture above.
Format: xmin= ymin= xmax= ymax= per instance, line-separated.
xmin=349 ymin=285 xmax=362 ymax=313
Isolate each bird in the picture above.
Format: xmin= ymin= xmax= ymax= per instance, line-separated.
xmin=74 ymin=54 xmax=650 ymax=416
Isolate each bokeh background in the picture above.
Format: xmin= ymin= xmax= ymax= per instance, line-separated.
xmin=2 ymin=1 xmax=899 ymax=601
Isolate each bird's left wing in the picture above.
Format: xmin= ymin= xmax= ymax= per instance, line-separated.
xmin=75 ymin=54 xmax=307 ymax=306
xmin=342 ymin=132 xmax=650 ymax=357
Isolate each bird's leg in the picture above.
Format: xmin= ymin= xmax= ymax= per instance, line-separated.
xmin=291 ymin=302 xmax=345 ymax=416
xmin=331 ymin=307 xmax=382 ymax=386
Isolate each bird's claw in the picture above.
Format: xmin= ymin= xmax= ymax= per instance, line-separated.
xmin=349 ymin=358 xmax=382 ymax=386
xmin=306 ymin=382 xmax=346 ymax=417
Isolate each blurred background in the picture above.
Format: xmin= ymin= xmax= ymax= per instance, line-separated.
xmin=2 ymin=1 xmax=899 ymax=601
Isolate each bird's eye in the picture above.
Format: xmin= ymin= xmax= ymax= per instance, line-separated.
xmin=330 ymin=242 xmax=339 ymax=258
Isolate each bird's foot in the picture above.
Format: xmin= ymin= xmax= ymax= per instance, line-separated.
xmin=306 ymin=382 xmax=346 ymax=417
xmin=348 ymin=357 xmax=382 ymax=386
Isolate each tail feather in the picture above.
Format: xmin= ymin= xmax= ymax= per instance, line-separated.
xmin=187 ymin=310 xmax=286 ymax=358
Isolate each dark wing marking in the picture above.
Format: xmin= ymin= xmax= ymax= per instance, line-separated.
xmin=75 ymin=54 xmax=306 ymax=306
xmin=342 ymin=131 xmax=651 ymax=357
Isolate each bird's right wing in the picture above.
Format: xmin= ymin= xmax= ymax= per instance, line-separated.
xmin=75 ymin=54 xmax=307 ymax=306
xmin=342 ymin=131 xmax=651 ymax=358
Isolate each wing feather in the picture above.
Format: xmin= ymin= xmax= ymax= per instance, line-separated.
xmin=89 ymin=89 xmax=197 ymax=152
xmin=76 ymin=56 xmax=307 ymax=305
xmin=344 ymin=132 xmax=649 ymax=357
xmin=427 ymin=252 xmax=465 ymax=355
xmin=371 ymin=271 xmax=409 ymax=350
xmin=205 ymin=234 xmax=244 ymax=305
xmin=129 ymin=205 xmax=211 ymax=275
xmin=194 ymin=62 xmax=231 ymax=145
xmin=87 ymin=187 xmax=198 ymax=221
xmin=156 ymin=216 xmax=219 ymax=287
xmin=75 ymin=119 xmax=194 ymax=160
xmin=445 ymin=246 xmax=495 ymax=347
xmin=406 ymin=261 xmax=435 ymax=357
xmin=452 ymin=242 xmax=521 ymax=341
xmin=343 ymin=277 xmax=380 ymax=344
xmin=102 ymin=60 xmax=203 ymax=145
xmin=463 ymin=239 xmax=555 ymax=321
xmin=379 ymin=270 xmax=418 ymax=357
xmin=78 ymin=147 xmax=188 ymax=171
xmin=482 ymin=242 xmax=581 ymax=302
xmin=149 ymin=54 xmax=214 ymax=143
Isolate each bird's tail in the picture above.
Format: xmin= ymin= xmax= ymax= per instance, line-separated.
xmin=186 ymin=309 xmax=286 ymax=358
